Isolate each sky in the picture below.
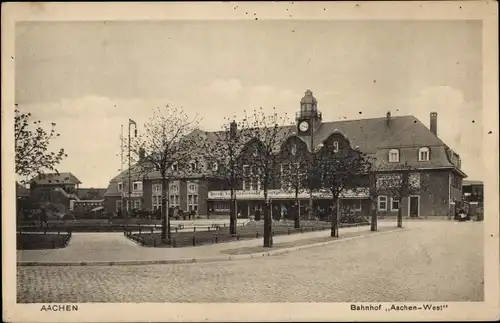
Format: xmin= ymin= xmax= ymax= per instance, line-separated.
xmin=15 ymin=20 xmax=483 ymax=187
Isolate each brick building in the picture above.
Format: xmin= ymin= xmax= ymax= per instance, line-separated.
xmin=104 ymin=90 xmax=466 ymax=219
xmin=27 ymin=172 xmax=107 ymax=217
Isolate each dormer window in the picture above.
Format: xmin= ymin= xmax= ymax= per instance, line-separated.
xmin=117 ymin=182 xmax=123 ymax=192
xmin=333 ymin=141 xmax=339 ymax=153
xmin=171 ymin=162 xmax=179 ymax=171
xmin=418 ymin=147 xmax=430 ymax=161
xmin=388 ymin=149 xmax=400 ymax=163
xmin=212 ymin=162 xmax=218 ymax=171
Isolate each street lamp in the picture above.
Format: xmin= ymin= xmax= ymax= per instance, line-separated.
xmin=128 ymin=119 xmax=137 ymax=216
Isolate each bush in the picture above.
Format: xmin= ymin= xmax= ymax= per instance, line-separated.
xmin=340 ymin=212 xmax=368 ymax=224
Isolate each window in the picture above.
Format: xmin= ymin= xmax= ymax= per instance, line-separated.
xmin=152 ymin=195 xmax=162 ymax=211
xmin=188 ymin=183 xmax=198 ymax=193
xmin=132 ymin=181 xmax=143 ymax=192
xmin=281 ymin=162 xmax=301 ymax=191
xmin=187 ymin=194 xmax=198 ymax=212
xmin=152 ymin=184 xmax=161 ymax=194
xmin=170 ymin=194 xmax=180 ymax=207
xmin=212 ymin=162 xmax=218 ymax=171
xmin=243 ymin=165 xmax=260 ymax=191
xmin=390 ymin=197 xmax=400 ymax=211
xmin=170 ymin=182 xmax=179 ymax=193
xmin=418 ymin=147 xmax=430 ymax=161
xmin=333 ymin=141 xmax=339 ymax=153
xmin=378 ymin=196 xmax=388 ymax=211
xmin=215 ymin=202 xmax=229 ymax=212
xmin=117 ymin=182 xmax=123 ymax=192
xmin=133 ymin=200 xmax=141 ymax=209
xmin=115 ymin=200 xmax=123 ymax=212
xmin=290 ymin=144 xmax=297 ymax=156
xmin=388 ymin=149 xmax=399 ymax=163
xmin=243 ymin=165 xmax=251 ymax=190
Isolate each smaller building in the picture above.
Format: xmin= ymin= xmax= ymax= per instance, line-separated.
xmin=29 ymin=172 xmax=82 ymax=203
xmin=462 ymin=180 xmax=483 ymax=217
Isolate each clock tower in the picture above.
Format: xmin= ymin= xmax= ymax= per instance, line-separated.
xmin=296 ymin=89 xmax=322 ymax=136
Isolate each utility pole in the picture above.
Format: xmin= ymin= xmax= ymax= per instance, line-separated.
xmin=120 ymin=125 xmax=124 ymax=214
xmin=128 ymin=119 xmax=137 ymax=216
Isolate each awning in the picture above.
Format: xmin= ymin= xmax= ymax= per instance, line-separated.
xmin=90 ymin=206 xmax=105 ymax=212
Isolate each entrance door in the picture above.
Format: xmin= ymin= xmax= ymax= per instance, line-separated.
xmin=409 ymin=196 xmax=419 ymax=218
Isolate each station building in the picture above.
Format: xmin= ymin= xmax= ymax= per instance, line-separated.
xmin=104 ymin=90 xmax=466 ymax=219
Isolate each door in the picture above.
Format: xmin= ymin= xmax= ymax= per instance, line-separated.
xmin=409 ymin=196 xmax=419 ymax=218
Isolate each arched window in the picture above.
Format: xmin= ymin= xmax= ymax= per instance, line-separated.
xmin=333 ymin=141 xmax=339 ymax=153
xmin=388 ymin=149 xmax=399 ymax=163
xmin=418 ymin=147 xmax=430 ymax=161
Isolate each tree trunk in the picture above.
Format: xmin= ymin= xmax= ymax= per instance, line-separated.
xmin=229 ymin=189 xmax=237 ymax=235
xmin=294 ymin=189 xmax=300 ymax=229
xmin=161 ymin=177 xmax=171 ymax=242
xmin=397 ymin=205 xmax=403 ymax=228
xmin=263 ymin=191 xmax=273 ymax=248
xmin=370 ymin=200 xmax=378 ymax=232
xmin=331 ymin=197 xmax=339 ymax=237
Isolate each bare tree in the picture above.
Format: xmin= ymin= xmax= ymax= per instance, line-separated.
xmin=128 ymin=105 xmax=205 ymax=242
xmin=242 ymin=107 xmax=293 ymax=248
xmin=374 ymin=162 xmax=425 ymax=228
xmin=311 ymin=142 xmax=370 ymax=237
xmin=15 ymin=109 xmax=67 ymax=181
xmin=362 ymin=156 xmax=388 ymax=232
xmin=207 ymin=118 xmax=249 ymax=235
xmin=279 ymin=151 xmax=308 ymax=229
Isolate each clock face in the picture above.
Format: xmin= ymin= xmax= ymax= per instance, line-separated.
xmin=299 ymin=121 xmax=309 ymax=132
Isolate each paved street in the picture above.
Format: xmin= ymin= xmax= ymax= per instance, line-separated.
xmin=17 ymin=221 xmax=483 ymax=303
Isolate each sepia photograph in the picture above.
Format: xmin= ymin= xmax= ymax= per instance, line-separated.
xmin=2 ymin=1 xmax=499 ymax=322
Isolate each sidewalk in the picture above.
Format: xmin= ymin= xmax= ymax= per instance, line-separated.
xmin=17 ymin=222 xmax=408 ymax=266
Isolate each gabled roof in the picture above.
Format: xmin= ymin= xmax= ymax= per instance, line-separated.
xmin=30 ymin=172 xmax=82 ymax=185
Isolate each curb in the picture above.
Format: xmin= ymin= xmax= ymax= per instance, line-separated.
xmin=17 ymin=227 xmax=404 ymax=267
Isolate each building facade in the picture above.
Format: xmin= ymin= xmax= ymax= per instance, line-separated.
xmin=104 ymin=90 xmax=466 ymax=219
xmin=27 ymin=172 xmax=106 ymax=217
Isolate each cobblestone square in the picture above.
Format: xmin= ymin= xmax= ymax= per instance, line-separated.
xmin=17 ymin=221 xmax=484 ymax=303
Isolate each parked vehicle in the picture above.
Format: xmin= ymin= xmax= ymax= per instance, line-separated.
xmin=455 ymin=208 xmax=471 ymax=222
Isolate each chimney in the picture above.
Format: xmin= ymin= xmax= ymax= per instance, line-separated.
xmin=386 ymin=111 xmax=391 ymax=126
xmin=229 ymin=120 xmax=237 ymax=139
xmin=430 ymin=112 xmax=437 ymax=136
